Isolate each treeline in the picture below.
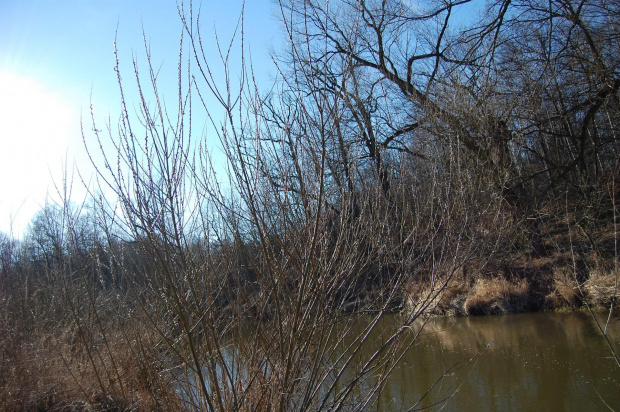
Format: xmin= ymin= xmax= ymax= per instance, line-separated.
xmin=0 ymin=0 xmax=618 ymax=410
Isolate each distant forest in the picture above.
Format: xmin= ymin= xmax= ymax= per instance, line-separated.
xmin=1 ymin=1 xmax=618 ymax=410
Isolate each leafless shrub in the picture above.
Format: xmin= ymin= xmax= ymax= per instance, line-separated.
xmin=2 ymin=0 xmax=618 ymax=409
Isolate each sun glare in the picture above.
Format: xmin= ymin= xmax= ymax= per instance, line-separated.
xmin=0 ymin=70 xmax=77 ymax=235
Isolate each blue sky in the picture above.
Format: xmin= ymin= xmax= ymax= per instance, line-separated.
xmin=0 ymin=0 xmax=279 ymax=236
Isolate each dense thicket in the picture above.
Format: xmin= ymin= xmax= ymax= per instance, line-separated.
xmin=1 ymin=0 xmax=618 ymax=410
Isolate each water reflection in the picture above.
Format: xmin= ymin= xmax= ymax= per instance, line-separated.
xmin=379 ymin=311 xmax=620 ymax=411
xmin=178 ymin=311 xmax=619 ymax=410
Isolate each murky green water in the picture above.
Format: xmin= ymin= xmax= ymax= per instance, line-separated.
xmin=182 ymin=311 xmax=619 ymax=410
xmin=376 ymin=311 xmax=620 ymax=411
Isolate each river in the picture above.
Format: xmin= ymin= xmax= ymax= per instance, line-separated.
xmin=374 ymin=311 xmax=620 ymax=411
xmin=179 ymin=310 xmax=619 ymax=410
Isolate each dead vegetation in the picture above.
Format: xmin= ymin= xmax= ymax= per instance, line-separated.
xmin=408 ymin=208 xmax=619 ymax=317
xmin=0 ymin=0 xmax=619 ymax=409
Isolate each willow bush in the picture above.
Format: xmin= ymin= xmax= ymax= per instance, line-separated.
xmin=1 ymin=0 xmax=618 ymax=410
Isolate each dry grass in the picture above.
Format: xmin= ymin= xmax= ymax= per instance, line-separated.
xmin=464 ymin=278 xmax=531 ymax=316
xmin=584 ymin=270 xmax=619 ymax=308
xmin=402 ymin=232 xmax=618 ymax=316
xmin=545 ymin=265 xmax=582 ymax=309
xmin=0 ymin=307 xmax=182 ymax=412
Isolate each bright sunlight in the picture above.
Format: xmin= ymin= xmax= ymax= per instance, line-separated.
xmin=0 ymin=70 xmax=76 ymax=235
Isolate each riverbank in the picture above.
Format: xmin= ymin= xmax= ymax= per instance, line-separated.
xmin=1 ymin=263 xmax=615 ymax=411
xmin=406 ymin=249 xmax=618 ymax=317
xmin=1 ymin=209 xmax=617 ymax=411
xmin=397 ymin=200 xmax=619 ymax=318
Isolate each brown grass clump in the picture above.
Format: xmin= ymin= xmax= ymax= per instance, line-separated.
xmin=464 ymin=278 xmax=531 ymax=316
xmin=546 ymin=265 xmax=582 ymax=309
xmin=435 ymin=283 xmax=469 ymax=316
xmin=0 ymin=309 xmax=182 ymax=412
xmin=584 ymin=270 xmax=619 ymax=308
xmin=543 ymin=258 xmax=618 ymax=310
